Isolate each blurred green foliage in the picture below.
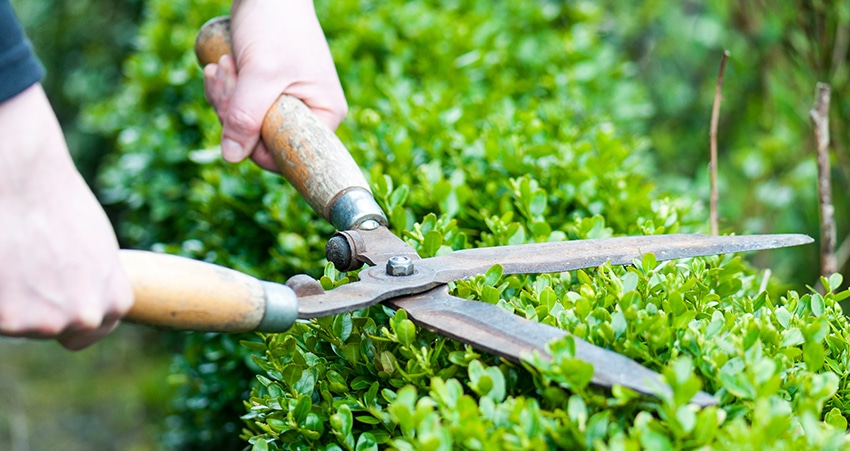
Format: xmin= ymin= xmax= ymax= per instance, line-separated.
xmin=603 ymin=0 xmax=850 ymax=282
xmin=13 ymin=0 xmax=847 ymax=448
xmin=11 ymin=0 xmax=143 ymax=181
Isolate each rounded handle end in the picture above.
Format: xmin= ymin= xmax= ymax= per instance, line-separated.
xmin=195 ymin=16 xmax=232 ymax=66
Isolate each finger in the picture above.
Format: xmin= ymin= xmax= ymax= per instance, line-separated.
xmin=57 ymin=317 xmax=119 ymax=351
xmin=249 ymin=141 xmax=280 ymax=172
xmin=110 ymin=260 xmax=136 ymax=319
xmin=57 ymin=265 xmax=133 ymax=351
xmin=220 ymin=69 xmax=281 ymax=164
xmin=308 ymin=105 xmax=347 ymax=132
xmin=203 ymin=57 xmax=237 ymax=124
xmin=216 ymin=55 xmax=237 ymax=102
xmin=212 ymin=60 xmax=235 ymax=119
xmin=202 ymin=63 xmax=219 ymax=105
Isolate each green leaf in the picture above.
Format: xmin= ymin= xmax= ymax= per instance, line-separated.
xmin=252 ymin=439 xmax=269 ymax=451
xmin=355 ymin=415 xmax=381 ymax=425
xmin=333 ymin=313 xmax=353 ymax=342
xmin=282 ymin=364 xmax=303 ymax=387
xmin=467 ymin=360 xmax=506 ymax=403
xmin=396 ymin=319 xmax=417 ymax=347
xmin=484 ymin=264 xmax=504 ymax=286
xmin=621 ymin=271 xmax=639 ymax=292
xmin=539 ymin=287 xmax=558 ymax=308
xmin=356 ymin=432 xmax=379 ymax=451
xmin=304 ymin=413 xmax=325 ymax=436
xmin=423 ymin=230 xmax=443 ymax=257
xmin=380 ymin=351 xmax=397 ymax=374
xmin=343 ymin=342 xmax=361 ymax=365
xmin=529 ymin=190 xmax=547 ymax=217
xmin=240 ymin=340 xmax=268 ymax=352
xmin=293 ymin=395 xmax=311 ymax=425
xmin=293 ymin=370 xmax=316 ymax=396
xmin=780 ymin=328 xmax=804 ymax=348
xmin=774 ymin=307 xmax=792 ymax=328
xmin=675 ymin=405 xmax=696 ymax=434
xmin=389 ymin=185 xmax=410 ymax=208
xmin=803 ymin=342 xmax=825 ymax=372
xmin=719 ymin=359 xmax=756 ymax=400
xmin=567 ymin=395 xmax=588 ymax=430
xmin=668 ymin=291 xmax=685 ymax=315
xmin=641 ymin=252 xmax=657 ymax=271
xmin=431 ymin=377 xmax=462 ymax=408
xmin=828 ymin=273 xmax=844 ymax=291
xmin=810 ymin=293 xmax=825 ymax=316
xmin=331 ymin=404 xmax=354 ymax=439
xmin=267 ymin=418 xmax=287 ymax=433
xmin=611 ymin=310 xmax=627 ymax=338
xmin=825 ymin=408 xmax=847 ymax=430
xmin=692 ymin=407 xmax=720 ymax=443
xmin=481 ymin=286 xmax=502 ymax=304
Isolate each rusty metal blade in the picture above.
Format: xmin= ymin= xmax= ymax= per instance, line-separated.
xmin=420 ymin=233 xmax=813 ymax=283
xmin=386 ymin=286 xmax=718 ymax=407
xmin=298 ymin=233 xmax=812 ymax=318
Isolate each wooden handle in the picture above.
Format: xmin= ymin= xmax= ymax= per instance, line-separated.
xmin=196 ymin=16 xmax=385 ymax=230
xmin=120 ymin=250 xmax=298 ymax=333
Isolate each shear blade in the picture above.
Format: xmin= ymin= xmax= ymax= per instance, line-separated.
xmin=424 ymin=233 xmax=814 ymax=282
xmin=387 ymin=286 xmax=718 ymax=407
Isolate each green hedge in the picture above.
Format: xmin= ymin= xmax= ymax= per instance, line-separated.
xmin=88 ymin=0 xmax=850 ymax=449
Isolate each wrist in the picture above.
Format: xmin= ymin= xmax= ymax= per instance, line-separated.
xmin=0 ymin=84 xmax=78 ymax=199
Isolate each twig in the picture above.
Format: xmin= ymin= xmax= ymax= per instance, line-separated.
xmin=709 ymin=51 xmax=730 ymax=236
xmin=810 ymin=82 xmax=836 ymax=276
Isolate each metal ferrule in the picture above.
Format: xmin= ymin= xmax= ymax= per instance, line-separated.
xmin=256 ymin=282 xmax=299 ymax=332
xmin=330 ymin=188 xmax=387 ymax=231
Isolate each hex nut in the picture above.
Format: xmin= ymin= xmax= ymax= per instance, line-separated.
xmin=386 ymin=256 xmax=414 ymax=276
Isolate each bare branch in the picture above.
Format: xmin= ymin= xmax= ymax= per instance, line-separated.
xmin=709 ymin=50 xmax=730 ymax=236
xmin=810 ymin=82 xmax=836 ymax=276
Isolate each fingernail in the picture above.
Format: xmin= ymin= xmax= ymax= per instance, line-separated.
xmin=221 ymin=138 xmax=244 ymax=162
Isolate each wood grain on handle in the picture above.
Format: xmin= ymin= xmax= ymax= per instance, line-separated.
xmin=120 ymin=250 xmax=297 ymax=333
xmin=195 ymin=16 xmax=374 ymax=226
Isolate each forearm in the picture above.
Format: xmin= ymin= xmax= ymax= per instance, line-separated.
xmin=0 ymin=84 xmax=133 ymax=350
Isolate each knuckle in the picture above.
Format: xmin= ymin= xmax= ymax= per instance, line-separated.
xmin=66 ymin=308 xmax=103 ymax=331
xmin=224 ymin=108 xmax=262 ymax=134
xmin=0 ymin=311 xmax=64 ymax=337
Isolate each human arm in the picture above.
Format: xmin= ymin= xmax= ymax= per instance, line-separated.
xmin=0 ymin=84 xmax=134 ymax=350
xmin=0 ymin=0 xmax=133 ymax=350
xmin=203 ymin=0 xmax=347 ymax=171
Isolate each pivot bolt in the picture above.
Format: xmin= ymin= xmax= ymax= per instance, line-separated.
xmin=386 ymin=256 xmax=414 ymax=276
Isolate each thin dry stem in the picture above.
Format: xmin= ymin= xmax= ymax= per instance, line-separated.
xmin=709 ymin=50 xmax=730 ymax=236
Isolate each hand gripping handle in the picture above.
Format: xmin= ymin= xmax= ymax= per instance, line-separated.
xmin=196 ymin=16 xmax=386 ymax=231
xmin=121 ymin=250 xmax=298 ymax=332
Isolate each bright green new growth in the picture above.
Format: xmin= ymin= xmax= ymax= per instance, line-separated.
xmin=88 ymin=0 xmax=850 ymax=449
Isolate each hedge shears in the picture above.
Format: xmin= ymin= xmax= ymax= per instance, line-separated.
xmin=120 ymin=17 xmax=813 ymax=407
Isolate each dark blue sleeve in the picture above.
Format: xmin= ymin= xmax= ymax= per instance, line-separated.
xmin=0 ymin=0 xmax=44 ymax=103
